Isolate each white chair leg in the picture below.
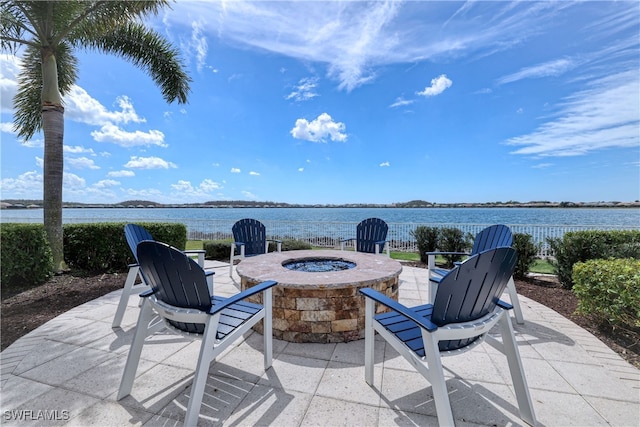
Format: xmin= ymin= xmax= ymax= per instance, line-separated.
xmin=112 ymin=266 xmax=141 ymax=329
xmin=498 ymin=314 xmax=536 ymax=426
xmin=263 ymin=288 xmax=273 ymax=369
xmin=184 ymin=318 xmax=219 ymax=427
xmin=364 ymin=298 xmax=375 ymax=385
xmin=117 ymin=300 xmax=155 ymax=399
xmin=422 ymin=331 xmax=454 ymax=427
xmin=506 ymin=276 xmax=525 ymax=324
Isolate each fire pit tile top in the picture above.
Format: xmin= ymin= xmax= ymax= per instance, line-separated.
xmin=236 ymin=249 xmax=402 ymax=289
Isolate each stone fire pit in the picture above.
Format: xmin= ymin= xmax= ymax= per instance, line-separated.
xmin=236 ymin=249 xmax=402 ymax=343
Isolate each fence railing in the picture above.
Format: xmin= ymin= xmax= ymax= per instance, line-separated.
xmin=175 ymin=219 xmax=630 ymax=258
xmin=7 ymin=216 xmax=633 ymax=258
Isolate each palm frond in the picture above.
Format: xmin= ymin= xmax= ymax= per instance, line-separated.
xmin=84 ymin=22 xmax=191 ymax=104
xmin=13 ymin=45 xmax=42 ymax=139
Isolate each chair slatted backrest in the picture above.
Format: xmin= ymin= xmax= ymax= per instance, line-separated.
xmin=136 ymin=240 xmax=212 ymax=333
xmin=470 ymin=224 xmax=513 ymax=256
xmin=232 ymin=218 xmax=267 ymax=256
xmin=124 ymin=223 xmax=153 ymax=263
xmin=356 ymin=218 xmax=388 ymax=253
xmin=431 ymin=247 xmax=517 ymax=351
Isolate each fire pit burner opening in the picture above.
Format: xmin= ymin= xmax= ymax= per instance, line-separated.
xmin=283 ymin=257 xmax=356 ymax=272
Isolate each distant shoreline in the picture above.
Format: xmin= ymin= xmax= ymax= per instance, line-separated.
xmin=1 ymin=200 xmax=639 ymax=210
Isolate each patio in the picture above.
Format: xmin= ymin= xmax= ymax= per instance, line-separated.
xmin=1 ymin=262 xmax=638 ymax=426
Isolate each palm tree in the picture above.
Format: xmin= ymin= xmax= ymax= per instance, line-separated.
xmin=1 ymin=1 xmax=191 ymax=272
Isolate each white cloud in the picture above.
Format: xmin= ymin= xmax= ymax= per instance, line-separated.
xmin=417 ymin=74 xmax=452 ymax=97
xmin=94 ymin=179 xmax=120 ymax=188
xmin=124 ymin=187 xmax=164 ymax=200
xmin=290 ymin=113 xmax=347 ymax=143
xmin=532 ymin=163 xmax=554 ymax=169
xmin=169 ymin=178 xmax=222 ymax=201
xmin=389 ymin=97 xmax=414 ymax=108
xmin=124 ymin=156 xmax=177 ymax=169
xmin=298 ymin=167 xmax=304 ymax=172
xmin=0 ymin=54 xmax=20 ymax=113
xmin=497 ymin=58 xmax=575 ymax=85
xmin=199 ymin=179 xmax=222 ymax=192
xmin=1 ymin=57 xmax=158 ymax=149
xmin=249 ymin=171 xmax=260 ymax=176
xmin=506 ymin=70 xmax=640 ymax=157
xmin=0 ymin=170 xmax=42 ymax=196
xmin=167 ymin=2 xmax=581 ymax=92
xmin=67 ymin=157 xmax=100 ymax=170
xmin=41 ymin=84 xmax=164 ymax=149
xmin=0 ymin=122 xmax=15 ymax=134
xmin=380 ymin=161 xmax=390 ymax=167
xmin=108 ymin=170 xmax=135 ymax=178
xmin=91 ymin=124 xmax=166 ymax=147
xmin=231 ymin=168 xmax=241 ymax=173
xmin=191 ymin=20 xmax=208 ymax=72
xmin=242 ymin=190 xmax=257 ymax=199
xmin=63 ymin=172 xmax=86 ymax=190
xmin=23 ymin=139 xmax=43 ymax=148
xmin=35 ymin=157 xmax=43 ymax=168
xmin=64 ymin=145 xmax=96 ymax=155
xmin=286 ymin=77 xmax=319 ymax=101
xmin=65 ymin=88 xmax=145 ymax=126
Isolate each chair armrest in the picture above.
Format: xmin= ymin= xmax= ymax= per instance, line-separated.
xmin=184 ymin=249 xmax=205 ymax=255
xmin=497 ymin=299 xmax=513 ymax=310
xmin=231 ymin=241 xmax=245 ymax=253
xmin=341 ymin=238 xmax=356 ymax=243
xmin=359 ymin=288 xmax=438 ymax=332
xmin=139 ymin=288 xmax=155 ymax=298
xmin=268 ymin=239 xmax=282 ymax=252
xmin=210 ymin=280 xmax=278 ymax=315
xmin=425 ymin=251 xmax=470 ymax=256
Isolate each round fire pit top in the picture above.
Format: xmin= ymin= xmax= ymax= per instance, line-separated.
xmin=236 ymin=249 xmax=402 ymax=289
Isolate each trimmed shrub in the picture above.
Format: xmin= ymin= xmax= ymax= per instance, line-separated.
xmin=64 ymin=222 xmax=188 ymax=272
xmin=279 ymin=239 xmax=312 ymax=251
xmin=438 ymin=227 xmax=472 ymax=268
xmin=411 ymin=226 xmax=439 ymax=263
xmin=203 ymin=240 xmax=231 ymax=261
xmin=573 ymin=258 xmax=640 ymax=329
xmin=547 ymin=230 xmax=640 ymax=289
xmin=207 ymin=238 xmax=312 ymax=260
xmin=1 ymin=223 xmax=53 ymax=290
xmin=513 ymin=233 xmax=540 ymax=279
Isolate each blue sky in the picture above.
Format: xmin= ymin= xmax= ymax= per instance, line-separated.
xmin=1 ymin=1 xmax=639 ymax=205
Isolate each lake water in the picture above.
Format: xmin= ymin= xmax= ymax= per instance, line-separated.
xmin=1 ymin=207 xmax=638 ymax=227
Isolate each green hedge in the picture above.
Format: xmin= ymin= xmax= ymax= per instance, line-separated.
xmin=512 ymin=233 xmax=540 ymax=280
xmin=547 ymin=230 xmax=640 ymax=289
xmin=64 ymin=222 xmax=188 ymax=272
xmin=411 ymin=226 xmax=439 ymax=263
xmin=204 ymin=238 xmax=313 ymax=261
xmin=573 ymin=258 xmax=640 ymax=329
xmin=0 ymin=223 xmax=53 ymax=290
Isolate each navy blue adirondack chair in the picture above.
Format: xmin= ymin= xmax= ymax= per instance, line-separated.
xmin=426 ymin=224 xmax=524 ymax=324
xmin=230 ymin=218 xmax=281 ymax=276
xmin=341 ymin=217 xmax=390 ymax=256
xmin=112 ymin=223 xmax=210 ymax=329
xmin=118 ymin=240 xmax=277 ymax=426
xmin=360 ymin=247 xmax=536 ymax=427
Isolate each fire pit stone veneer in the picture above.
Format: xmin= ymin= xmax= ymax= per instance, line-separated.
xmin=236 ymin=250 xmax=402 ymax=343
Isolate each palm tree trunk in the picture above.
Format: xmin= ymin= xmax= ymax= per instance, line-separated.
xmin=41 ymin=50 xmax=66 ymax=272
xmin=42 ymin=104 xmax=65 ymax=272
